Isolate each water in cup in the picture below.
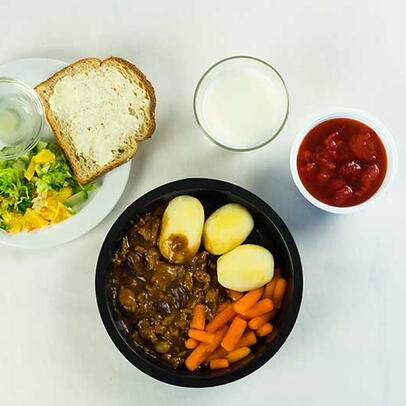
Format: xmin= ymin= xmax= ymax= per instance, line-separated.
xmin=0 ymin=96 xmax=39 ymax=148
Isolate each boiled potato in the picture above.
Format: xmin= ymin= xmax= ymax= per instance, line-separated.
xmin=217 ymin=244 xmax=274 ymax=292
xmin=159 ymin=195 xmax=205 ymax=264
xmin=203 ymin=203 xmax=254 ymax=255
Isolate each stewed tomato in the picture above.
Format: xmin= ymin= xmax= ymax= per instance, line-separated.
xmin=297 ymin=118 xmax=387 ymax=207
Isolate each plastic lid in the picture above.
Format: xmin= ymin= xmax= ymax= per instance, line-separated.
xmin=0 ymin=77 xmax=44 ymax=160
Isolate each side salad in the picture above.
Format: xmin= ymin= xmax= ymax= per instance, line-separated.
xmin=0 ymin=141 xmax=95 ymax=233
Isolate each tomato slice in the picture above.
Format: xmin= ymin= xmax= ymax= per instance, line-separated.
xmin=355 ymin=164 xmax=380 ymax=195
xmin=349 ymin=131 xmax=377 ymax=161
xmin=316 ymin=170 xmax=331 ymax=185
xmin=324 ymin=131 xmax=341 ymax=154
xmin=339 ymin=161 xmax=361 ymax=178
xmin=333 ymin=184 xmax=353 ymax=205
xmin=314 ymin=150 xmax=336 ymax=171
xmin=301 ymin=162 xmax=316 ymax=173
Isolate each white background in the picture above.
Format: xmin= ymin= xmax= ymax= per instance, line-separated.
xmin=0 ymin=1 xmax=405 ymax=405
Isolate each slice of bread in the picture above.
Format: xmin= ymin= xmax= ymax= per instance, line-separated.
xmin=35 ymin=57 xmax=156 ymax=184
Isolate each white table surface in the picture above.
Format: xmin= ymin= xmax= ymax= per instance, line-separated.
xmin=0 ymin=1 xmax=405 ymax=405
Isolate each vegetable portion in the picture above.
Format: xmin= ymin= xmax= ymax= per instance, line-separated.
xmin=217 ymin=244 xmax=274 ymax=292
xmin=185 ymin=338 xmax=199 ymax=350
xmin=210 ymin=358 xmax=229 ymax=370
xmin=256 ymin=323 xmax=273 ymax=337
xmin=0 ymin=141 xmax=95 ymax=233
xmin=248 ymin=312 xmax=275 ymax=330
xmin=263 ymin=268 xmax=282 ymax=298
xmin=188 ymin=330 xmax=215 ymax=345
xmin=221 ymin=316 xmax=247 ymax=351
xmin=233 ymin=287 xmax=264 ymax=314
xmin=225 ymin=347 xmax=251 ymax=364
xmin=242 ymin=298 xmax=274 ymax=318
xmin=203 ymin=203 xmax=254 ymax=255
xmin=273 ymin=278 xmax=287 ymax=309
xmin=206 ymin=304 xmax=236 ymax=333
xmin=185 ymin=343 xmax=211 ymax=372
xmin=190 ymin=304 xmax=206 ymax=330
xmin=159 ymin=195 xmax=205 ymax=264
xmin=184 ymin=270 xmax=288 ymax=371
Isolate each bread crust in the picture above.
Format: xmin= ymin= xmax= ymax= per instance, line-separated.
xmin=35 ymin=57 xmax=156 ymax=184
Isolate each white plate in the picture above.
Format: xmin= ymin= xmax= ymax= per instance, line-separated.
xmin=0 ymin=58 xmax=131 ymax=248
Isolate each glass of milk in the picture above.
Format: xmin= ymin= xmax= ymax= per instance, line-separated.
xmin=0 ymin=77 xmax=45 ymax=160
xmin=194 ymin=56 xmax=289 ymax=151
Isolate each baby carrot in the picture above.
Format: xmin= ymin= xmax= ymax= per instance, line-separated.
xmin=248 ymin=311 xmax=274 ymax=330
xmin=185 ymin=338 xmax=199 ymax=349
xmin=188 ymin=329 xmax=215 ymax=345
xmin=262 ymin=280 xmax=277 ymax=300
xmin=210 ymin=358 xmax=229 ymax=370
xmin=207 ymin=325 xmax=228 ymax=352
xmin=243 ymin=298 xmax=274 ymax=318
xmin=227 ymin=289 xmax=244 ymax=301
xmin=206 ymin=304 xmax=236 ymax=333
xmin=236 ymin=312 xmax=251 ymax=321
xmin=233 ymin=287 xmax=264 ymax=315
xmin=225 ymin=347 xmax=251 ymax=364
xmin=206 ymin=347 xmax=228 ymax=361
xmin=262 ymin=268 xmax=282 ymax=299
xmin=236 ymin=330 xmax=257 ymax=348
xmin=256 ymin=322 xmax=273 ymax=337
xmin=221 ymin=317 xmax=247 ymax=352
xmin=190 ymin=304 xmax=206 ymax=330
xmin=273 ymin=278 xmax=287 ymax=308
xmin=217 ymin=303 xmax=229 ymax=313
xmin=185 ymin=343 xmax=211 ymax=371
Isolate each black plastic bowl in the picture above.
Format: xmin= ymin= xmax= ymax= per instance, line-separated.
xmin=96 ymin=178 xmax=303 ymax=387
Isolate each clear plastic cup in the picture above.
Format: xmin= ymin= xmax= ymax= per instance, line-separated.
xmin=0 ymin=77 xmax=45 ymax=160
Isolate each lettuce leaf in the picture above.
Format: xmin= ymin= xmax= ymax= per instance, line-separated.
xmin=0 ymin=142 xmax=96 ymax=220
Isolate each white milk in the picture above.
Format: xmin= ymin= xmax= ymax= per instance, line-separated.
xmin=201 ymin=67 xmax=287 ymax=149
